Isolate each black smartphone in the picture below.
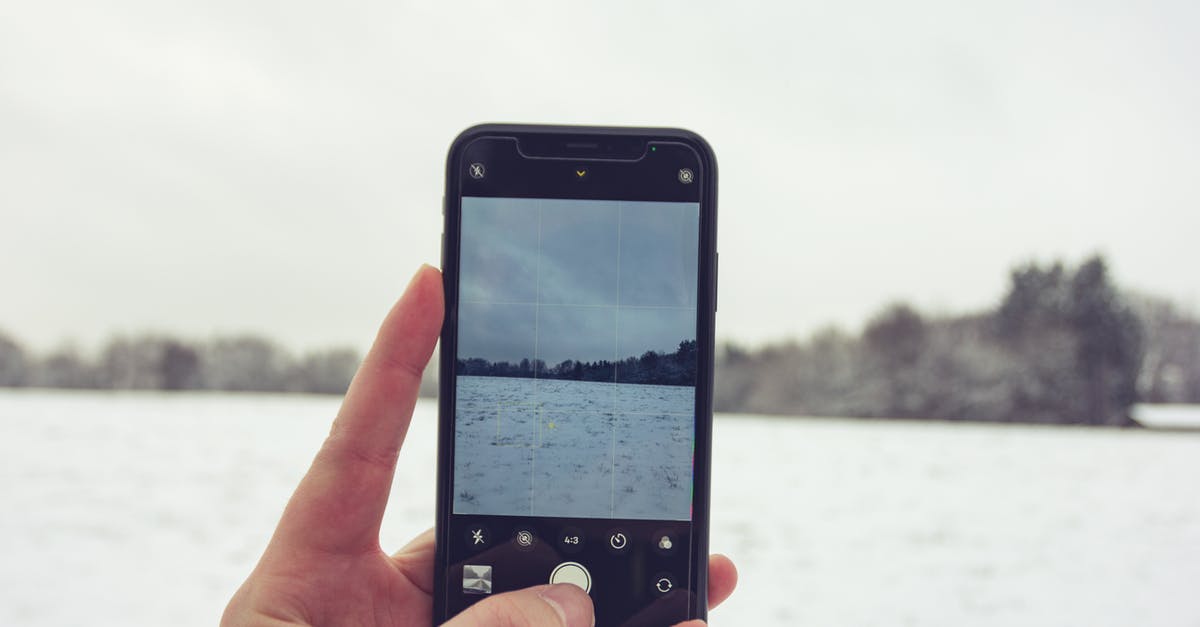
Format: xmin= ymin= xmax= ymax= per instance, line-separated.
xmin=434 ymin=124 xmax=717 ymax=626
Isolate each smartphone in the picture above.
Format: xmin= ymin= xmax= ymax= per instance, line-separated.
xmin=434 ymin=124 xmax=717 ymax=626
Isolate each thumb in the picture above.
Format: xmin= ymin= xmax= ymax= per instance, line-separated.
xmin=445 ymin=584 xmax=594 ymax=627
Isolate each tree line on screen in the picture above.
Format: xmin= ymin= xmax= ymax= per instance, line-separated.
xmin=0 ymin=255 xmax=1197 ymax=425
xmin=457 ymin=339 xmax=698 ymax=386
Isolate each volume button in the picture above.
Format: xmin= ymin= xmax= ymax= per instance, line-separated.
xmin=440 ymin=232 xmax=446 ymax=266
xmin=714 ymin=251 xmax=719 ymax=312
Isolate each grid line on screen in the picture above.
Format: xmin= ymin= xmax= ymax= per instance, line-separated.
xmin=610 ymin=201 xmax=622 ymax=515
xmin=529 ymin=198 xmax=542 ymax=515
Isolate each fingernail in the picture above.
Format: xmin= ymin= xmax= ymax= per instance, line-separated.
xmin=403 ymin=264 xmax=433 ymax=291
xmin=539 ymin=584 xmax=594 ymax=627
xmin=408 ymin=264 xmax=428 ymax=284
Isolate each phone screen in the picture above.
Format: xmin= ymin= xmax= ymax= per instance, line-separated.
xmin=440 ymin=131 xmax=712 ymax=626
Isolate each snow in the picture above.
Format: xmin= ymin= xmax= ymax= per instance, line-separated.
xmin=1134 ymin=404 xmax=1200 ymax=430
xmin=452 ymin=376 xmax=694 ymax=520
xmin=1 ymin=390 xmax=1199 ymax=626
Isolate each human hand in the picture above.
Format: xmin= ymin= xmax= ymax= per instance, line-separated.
xmin=222 ymin=265 xmax=737 ymax=626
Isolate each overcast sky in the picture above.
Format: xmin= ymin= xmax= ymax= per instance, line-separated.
xmin=1 ymin=1 xmax=1197 ymax=354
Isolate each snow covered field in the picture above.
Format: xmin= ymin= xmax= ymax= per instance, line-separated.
xmin=452 ymin=376 xmax=694 ymax=520
xmin=2 ymin=390 xmax=1199 ymax=626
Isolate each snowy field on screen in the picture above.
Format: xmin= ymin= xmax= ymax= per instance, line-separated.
xmin=451 ymin=375 xmax=694 ymax=520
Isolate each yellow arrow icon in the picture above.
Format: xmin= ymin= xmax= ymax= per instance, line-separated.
xmin=576 ymin=169 xmax=587 ymax=177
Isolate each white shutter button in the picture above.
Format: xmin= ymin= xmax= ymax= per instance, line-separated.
xmin=548 ymin=561 xmax=592 ymax=593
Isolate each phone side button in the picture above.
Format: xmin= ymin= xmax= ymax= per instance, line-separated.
xmin=714 ymin=251 xmax=719 ymax=312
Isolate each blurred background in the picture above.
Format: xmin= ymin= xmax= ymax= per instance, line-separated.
xmin=2 ymin=1 xmax=1198 ymax=625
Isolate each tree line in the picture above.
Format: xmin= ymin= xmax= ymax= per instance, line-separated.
xmin=715 ymin=256 xmax=1200 ymax=426
xmin=0 ymin=335 xmax=360 ymax=395
xmin=457 ymin=339 xmax=697 ymax=386
xmin=1 ymin=256 xmax=1197 ymax=425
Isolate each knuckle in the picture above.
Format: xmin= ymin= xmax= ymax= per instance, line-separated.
xmin=372 ymin=346 xmax=427 ymax=387
xmin=320 ymin=430 xmax=398 ymax=474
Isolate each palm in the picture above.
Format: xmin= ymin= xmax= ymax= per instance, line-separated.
xmin=231 ymin=531 xmax=436 ymax=626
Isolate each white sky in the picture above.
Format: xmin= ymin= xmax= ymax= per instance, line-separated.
xmin=1 ymin=0 xmax=1197 ymax=353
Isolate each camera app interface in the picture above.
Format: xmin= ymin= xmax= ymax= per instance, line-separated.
xmin=454 ymin=196 xmax=699 ymax=520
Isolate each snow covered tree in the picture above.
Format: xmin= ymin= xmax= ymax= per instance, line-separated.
xmin=0 ymin=330 xmax=28 ymax=387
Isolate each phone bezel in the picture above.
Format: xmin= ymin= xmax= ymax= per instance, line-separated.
xmin=434 ymin=123 xmax=718 ymax=623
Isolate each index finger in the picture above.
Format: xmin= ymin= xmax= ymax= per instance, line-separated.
xmin=272 ymin=264 xmax=444 ymax=554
